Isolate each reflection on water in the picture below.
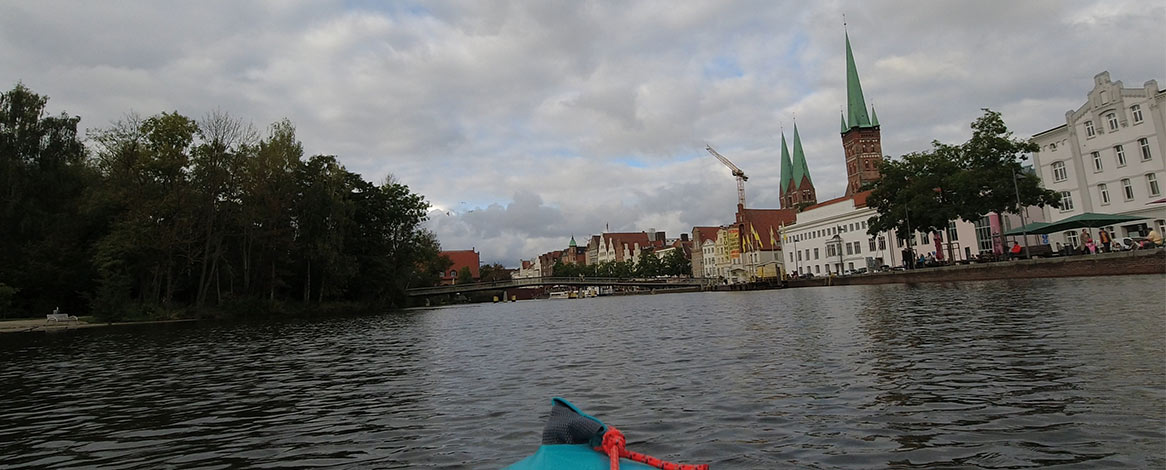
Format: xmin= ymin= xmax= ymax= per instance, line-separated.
xmin=1 ymin=275 xmax=1163 ymax=468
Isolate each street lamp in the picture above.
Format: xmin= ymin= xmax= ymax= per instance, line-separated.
xmin=831 ymin=234 xmax=843 ymax=274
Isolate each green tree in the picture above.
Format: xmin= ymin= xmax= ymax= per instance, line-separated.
xmin=295 ymin=155 xmax=357 ymax=303
xmin=0 ymin=84 xmax=97 ymax=317
xmin=91 ymin=111 xmax=201 ymax=314
xmin=662 ymin=248 xmax=691 ymax=276
xmin=239 ymin=119 xmax=302 ymax=300
xmin=0 ymin=283 xmax=18 ymax=318
xmin=190 ymin=110 xmax=256 ymax=307
xmin=635 ymin=249 xmax=663 ymax=277
xmin=866 ymin=148 xmax=961 ymax=243
xmin=948 ymin=109 xmax=1060 ymax=249
xmin=868 ymin=109 xmax=1061 ymax=254
xmin=407 ymin=236 xmax=451 ymax=290
xmin=457 ymin=266 xmax=473 ymax=284
xmin=478 ymin=263 xmax=510 ymax=282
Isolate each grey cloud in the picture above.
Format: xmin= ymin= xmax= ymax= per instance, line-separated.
xmin=3 ymin=1 xmax=1161 ymax=267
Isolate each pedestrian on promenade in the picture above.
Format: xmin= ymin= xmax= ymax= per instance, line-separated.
xmin=1081 ymin=229 xmax=1095 ymax=254
xmin=1148 ymin=228 xmax=1163 ymax=247
xmin=1098 ymin=228 xmax=1112 ymax=252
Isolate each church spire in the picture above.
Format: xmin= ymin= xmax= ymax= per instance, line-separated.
xmin=869 ymin=105 xmax=880 ymax=127
xmin=840 ymin=111 xmax=849 ymax=134
xmin=791 ymin=123 xmax=812 ymax=187
xmin=779 ymin=131 xmax=794 ymax=194
xmin=845 ymin=32 xmax=872 ymax=129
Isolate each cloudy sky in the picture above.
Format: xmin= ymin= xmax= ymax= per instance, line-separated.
xmin=3 ymin=1 xmax=1163 ymax=266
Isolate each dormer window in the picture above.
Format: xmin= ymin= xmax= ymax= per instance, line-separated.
xmin=1085 ymin=120 xmax=1096 ymax=137
xmin=1132 ymin=104 xmax=1143 ymax=123
xmin=1107 ymin=113 xmax=1118 ymax=131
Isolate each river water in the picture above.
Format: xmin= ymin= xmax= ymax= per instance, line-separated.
xmin=1 ymin=275 xmax=1164 ymax=469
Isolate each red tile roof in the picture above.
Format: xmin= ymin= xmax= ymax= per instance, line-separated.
xmin=440 ymin=250 xmax=480 ymax=283
xmin=737 ymin=208 xmax=797 ymax=251
xmin=691 ymin=226 xmax=722 ymax=244
xmin=801 ymin=190 xmax=872 ymax=211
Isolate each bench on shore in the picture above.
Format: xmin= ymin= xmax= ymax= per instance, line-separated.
xmin=47 ymin=313 xmax=78 ymax=322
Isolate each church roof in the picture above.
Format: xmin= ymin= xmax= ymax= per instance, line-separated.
xmin=791 ymin=123 xmax=813 ymax=188
xmin=845 ymin=32 xmax=875 ymax=130
xmin=779 ymin=132 xmax=794 ymax=193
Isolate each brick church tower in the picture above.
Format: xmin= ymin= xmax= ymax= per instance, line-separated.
xmin=839 ymin=32 xmax=883 ymax=196
xmin=779 ymin=124 xmax=817 ymax=209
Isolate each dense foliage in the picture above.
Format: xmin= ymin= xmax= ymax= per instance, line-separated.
xmin=551 ymin=248 xmax=690 ymax=278
xmin=0 ymin=84 xmax=444 ymax=320
xmin=866 ymin=109 xmax=1061 ymax=242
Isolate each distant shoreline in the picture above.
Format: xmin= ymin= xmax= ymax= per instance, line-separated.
xmin=0 ymin=318 xmax=198 ymax=334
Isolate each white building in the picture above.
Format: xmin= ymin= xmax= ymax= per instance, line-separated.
xmin=1031 ymin=71 xmax=1166 ymax=246
xmin=781 ymin=193 xmax=983 ymax=275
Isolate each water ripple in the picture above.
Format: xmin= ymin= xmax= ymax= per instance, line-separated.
xmin=1 ymin=275 xmax=1163 ymax=468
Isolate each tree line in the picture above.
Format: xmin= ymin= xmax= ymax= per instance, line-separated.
xmin=0 ymin=83 xmax=449 ymax=320
xmin=551 ymin=248 xmax=691 ymax=278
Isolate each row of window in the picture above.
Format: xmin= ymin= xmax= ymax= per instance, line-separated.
xmin=1084 ymin=104 xmax=1143 ymax=137
xmin=796 ymin=262 xmax=859 ymax=275
xmin=1059 ymin=174 xmax=1161 ymax=211
xmin=790 ymin=220 xmax=869 ymax=243
xmin=1052 ymin=138 xmax=1153 ymax=182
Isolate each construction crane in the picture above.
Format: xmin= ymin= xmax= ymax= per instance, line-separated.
xmin=706 ymin=145 xmax=748 ymax=208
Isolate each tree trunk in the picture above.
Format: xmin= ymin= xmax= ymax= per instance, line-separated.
xmin=241 ymin=233 xmax=251 ymax=293
xmin=303 ymin=258 xmax=311 ymax=304
xmin=270 ymin=259 xmax=276 ymax=301
xmin=196 ymin=217 xmax=214 ymax=307
xmin=318 ymin=273 xmax=325 ymax=304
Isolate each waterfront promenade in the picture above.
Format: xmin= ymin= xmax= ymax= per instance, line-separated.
xmin=789 ymin=247 xmax=1165 ymax=287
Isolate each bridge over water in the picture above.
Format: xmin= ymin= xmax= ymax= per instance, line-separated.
xmin=405 ymin=276 xmax=715 ymax=297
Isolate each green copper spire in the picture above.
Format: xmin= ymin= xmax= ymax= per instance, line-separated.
xmin=869 ymin=105 xmax=879 ymax=127
xmin=845 ymin=32 xmax=872 ymax=129
xmin=569 ymin=235 xmax=577 ymax=247
xmin=791 ymin=123 xmax=812 ymax=187
xmin=840 ymin=111 xmax=849 ymax=134
xmin=779 ymin=132 xmax=794 ymax=193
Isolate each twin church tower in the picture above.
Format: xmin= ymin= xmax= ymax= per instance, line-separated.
xmin=779 ymin=32 xmax=883 ymax=209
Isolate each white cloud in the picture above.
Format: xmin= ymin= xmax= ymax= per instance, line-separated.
xmin=2 ymin=0 xmax=1162 ymax=266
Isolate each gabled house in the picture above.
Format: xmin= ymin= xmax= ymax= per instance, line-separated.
xmin=439 ymin=249 xmax=480 ymax=285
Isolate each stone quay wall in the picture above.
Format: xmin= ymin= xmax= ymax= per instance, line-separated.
xmin=788 ymin=248 xmax=1165 ymax=287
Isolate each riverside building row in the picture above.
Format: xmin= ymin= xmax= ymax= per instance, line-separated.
xmin=506 ymin=39 xmax=1164 ymax=283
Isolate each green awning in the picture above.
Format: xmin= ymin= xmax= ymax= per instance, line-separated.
xmin=1041 ymin=212 xmax=1148 ymax=234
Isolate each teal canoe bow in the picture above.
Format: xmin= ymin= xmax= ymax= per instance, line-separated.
xmin=503 ymin=398 xmax=707 ymax=470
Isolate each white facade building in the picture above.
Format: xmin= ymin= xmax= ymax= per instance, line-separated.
xmin=1031 ymin=71 xmax=1166 ymax=245
xmin=782 ymin=194 xmax=982 ymax=275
